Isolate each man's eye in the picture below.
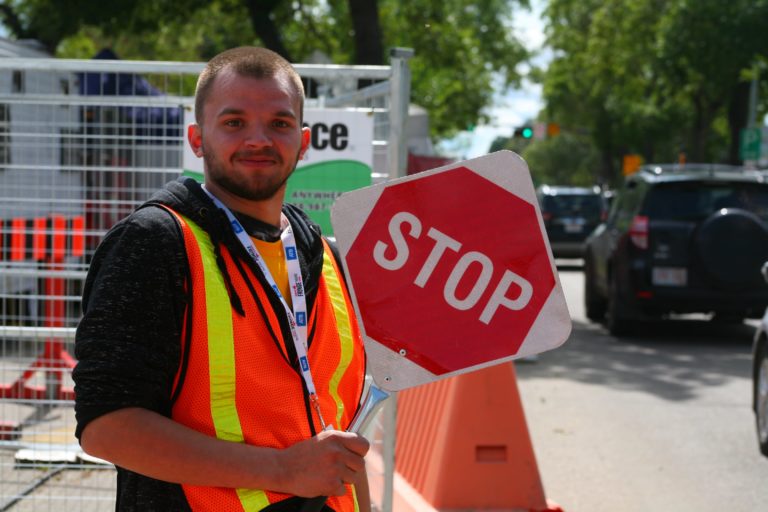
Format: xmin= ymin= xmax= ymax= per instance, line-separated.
xmin=224 ymin=119 xmax=242 ymax=127
xmin=274 ymin=120 xmax=291 ymax=128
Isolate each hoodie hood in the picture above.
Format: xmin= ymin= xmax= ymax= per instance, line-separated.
xmin=146 ymin=176 xmax=217 ymax=227
xmin=147 ymin=176 xmax=325 ymax=259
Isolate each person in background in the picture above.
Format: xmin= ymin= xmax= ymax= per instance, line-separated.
xmin=73 ymin=46 xmax=370 ymax=512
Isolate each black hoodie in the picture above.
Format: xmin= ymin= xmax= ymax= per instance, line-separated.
xmin=73 ymin=177 xmax=339 ymax=511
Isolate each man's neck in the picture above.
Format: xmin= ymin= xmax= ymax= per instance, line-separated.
xmin=204 ymin=180 xmax=284 ymax=228
xmin=233 ymin=211 xmax=283 ymax=242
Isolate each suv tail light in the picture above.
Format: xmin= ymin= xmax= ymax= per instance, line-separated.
xmin=542 ymin=211 xmax=552 ymax=222
xmin=629 ymin=215 xmax=649 ymax=249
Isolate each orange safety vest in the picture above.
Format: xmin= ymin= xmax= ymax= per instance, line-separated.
xmin=165 ymin=208 xmax=366 ymax=512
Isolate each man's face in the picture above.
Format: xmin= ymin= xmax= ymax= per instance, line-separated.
xmin=189 ymin=68 xmax=310 ymax=202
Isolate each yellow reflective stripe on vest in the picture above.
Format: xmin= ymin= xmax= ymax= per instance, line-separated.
xmin=351 ymin=485 xmax=360 ymax=512
xmin=321 ymin=250 xmax=356 ymax=429
xmin=185 ymin=217 xmax=271 ymax=511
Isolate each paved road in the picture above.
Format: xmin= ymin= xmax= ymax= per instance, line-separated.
xmin=516 ymin=261 xmax=768 ymax=512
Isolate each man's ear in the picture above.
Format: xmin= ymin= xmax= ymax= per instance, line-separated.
xmin=298 ymin=125 xmax=311 ymax=160
xmin=188 ymin=124 xmax=203 ymax=157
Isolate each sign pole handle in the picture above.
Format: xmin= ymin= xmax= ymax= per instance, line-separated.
xmin=348 ymin=382 xmax=391 ymax=434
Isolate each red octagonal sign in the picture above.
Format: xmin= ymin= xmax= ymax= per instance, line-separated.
xmin=331 ymin=151 xmax=570 ymax=391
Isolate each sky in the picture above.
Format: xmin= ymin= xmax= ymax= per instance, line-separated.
xmin=437 ymin=0 xmax=549 ymax=160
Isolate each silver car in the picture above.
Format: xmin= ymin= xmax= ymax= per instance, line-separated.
xmin=752 ymin=262 xmax=768 ymax=456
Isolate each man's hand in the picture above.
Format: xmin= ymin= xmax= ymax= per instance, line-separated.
xmin=276 ymin=430 xmax=370 ymax=498
xmin=81 ymin=408 xmax=371 ymax=502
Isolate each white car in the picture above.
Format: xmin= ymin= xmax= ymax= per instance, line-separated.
xmin=752 ymin=262 xmax=768 ymax=456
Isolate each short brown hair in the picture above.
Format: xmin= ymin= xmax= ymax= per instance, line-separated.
xmin=194 ymin=46 xmax=305 ymax=124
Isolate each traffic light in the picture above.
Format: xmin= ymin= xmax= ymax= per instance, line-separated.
xmin=514 ymin=126 xmax=533 ymax=139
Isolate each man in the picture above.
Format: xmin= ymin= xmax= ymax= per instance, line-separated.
xmin=73 ymin=46 xmax=370 ymax=512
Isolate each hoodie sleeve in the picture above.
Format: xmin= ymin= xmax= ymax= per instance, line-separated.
xmin=73 ymin=206 xmax=188 ymax=441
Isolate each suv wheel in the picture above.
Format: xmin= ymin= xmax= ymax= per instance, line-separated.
xmin=606 ymin=276 xmax=633 ymax=337
xmin=584 ymin=256 xmax=606 ymax=321
xmin=755 ymin=338 xmax=768 ymax=456
xmin=696 ymin=208 xmax=768 ymax=291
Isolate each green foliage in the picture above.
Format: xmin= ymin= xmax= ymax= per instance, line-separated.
xmin=541 ymin=0 xmax=768 ymax=183
xmin=655 ymin=0 xmax=768 ymax=160
xmin=1 ymin=0 xmax=212 ymax=53
xmin=488 ymin=120 xmax=602 ymax=187
xmin=378 ymin=0 xmax=529 ymax=137
xmin=1 ymin=0 xmax=531 ymax=140
xmin=520 ymin=133 xmax=599 ymax=188
xmin=543 ymin=0 xmax=679 ymax=180
xmin=56 ymin=29 xmax=99 ymax=59
xmin=266 ymin=0 xmax=532 ymax=138
xmin=54 ymin=1 xmax=254 ymax=62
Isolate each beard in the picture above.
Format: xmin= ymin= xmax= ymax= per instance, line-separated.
xmin=203 ymin=143 xmax=302 ymax=201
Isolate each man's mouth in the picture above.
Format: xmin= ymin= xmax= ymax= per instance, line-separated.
xmin=234 ymin=151 xmax=281 ymax=166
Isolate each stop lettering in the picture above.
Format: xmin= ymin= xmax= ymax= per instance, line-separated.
xmin=372 ymin=211 xmax=534 ymax=324
xmin=343 ymin=166 xmax=555 ymax=375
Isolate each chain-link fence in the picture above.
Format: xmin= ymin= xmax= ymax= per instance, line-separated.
xmin=0 ymin=50 xmax=411 ymax=511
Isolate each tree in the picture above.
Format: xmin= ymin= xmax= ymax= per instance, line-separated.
xmin=490 ymin=130 xmax=599 ymax=187
xmin=655 ymin=0 xmax=768 ymax=163
xmin=541 ymin=0 xmax=768 ymax=183
xmin=0 ymin=0 xmax=531 ymax=139
xmin=520 ymin=133 xmax=599 ymax=187
xmin=243 ymin=0 xmax=294 ymax=61
xmin=349 ymin=0 xmax=385 ymax=65
xmin=0 ymin=0 xmax=211 ymax=54
xmin=249 ymin=0 xmax=532 ymax=137
xmin=542 ymin=0 xmax=686 ymax=184
xmin=377 ymin=0 xmax=529 ymax=136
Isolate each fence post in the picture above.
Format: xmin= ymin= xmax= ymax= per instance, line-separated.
xmin=387 ymin=48 xmax=414 ymax=180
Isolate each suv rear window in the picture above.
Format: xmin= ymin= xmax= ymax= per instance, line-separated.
xmin=642 ymin=182 xmax=768 ymax=222
xmin=542 ymin=194 xmax=603 ymax=218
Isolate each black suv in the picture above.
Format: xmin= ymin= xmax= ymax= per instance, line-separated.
xmin=537 ymin=185 xmax=606 ymax=258
xmin=584 ymin=164 xmax=768 ymax=335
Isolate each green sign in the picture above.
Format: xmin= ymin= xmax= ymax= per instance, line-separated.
xmin=740 ymin=128 xmax=762 ymax=161
xmin=285 ymin=160 xmax=372 ymax=236
xmin=182 ymin=169 xmax=204 ymax=181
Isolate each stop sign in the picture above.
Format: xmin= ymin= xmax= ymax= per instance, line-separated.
xmin=331 ymin=151 xmax=571 ymax=391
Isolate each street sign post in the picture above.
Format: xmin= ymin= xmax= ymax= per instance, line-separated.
xmin=299 ymin=151 xmax=572 ymax=512
xmin=331 ymin=150 xmax=571 ymax=394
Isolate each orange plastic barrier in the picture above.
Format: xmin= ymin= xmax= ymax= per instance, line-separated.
xmin=0 ymin=215 xmax=85 ymax=262
xmin=0 ymin=214 xmax=85 ymax=403
xmin=392 ymin=362 xmax=563 ymax=511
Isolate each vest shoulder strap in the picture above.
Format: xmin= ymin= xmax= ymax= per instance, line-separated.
xmin=324 ymin=237 xmax=348 ymax=284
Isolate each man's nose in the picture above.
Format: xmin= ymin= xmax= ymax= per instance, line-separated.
xmin=244 ymin=125 xmax=272 ymax=147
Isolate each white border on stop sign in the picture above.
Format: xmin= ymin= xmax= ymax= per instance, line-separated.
xmin=330 ymin=150 xmax=572 ymax=392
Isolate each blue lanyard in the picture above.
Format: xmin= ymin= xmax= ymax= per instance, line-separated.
xmin=202 ymin=186 xmax=330 ymax=430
